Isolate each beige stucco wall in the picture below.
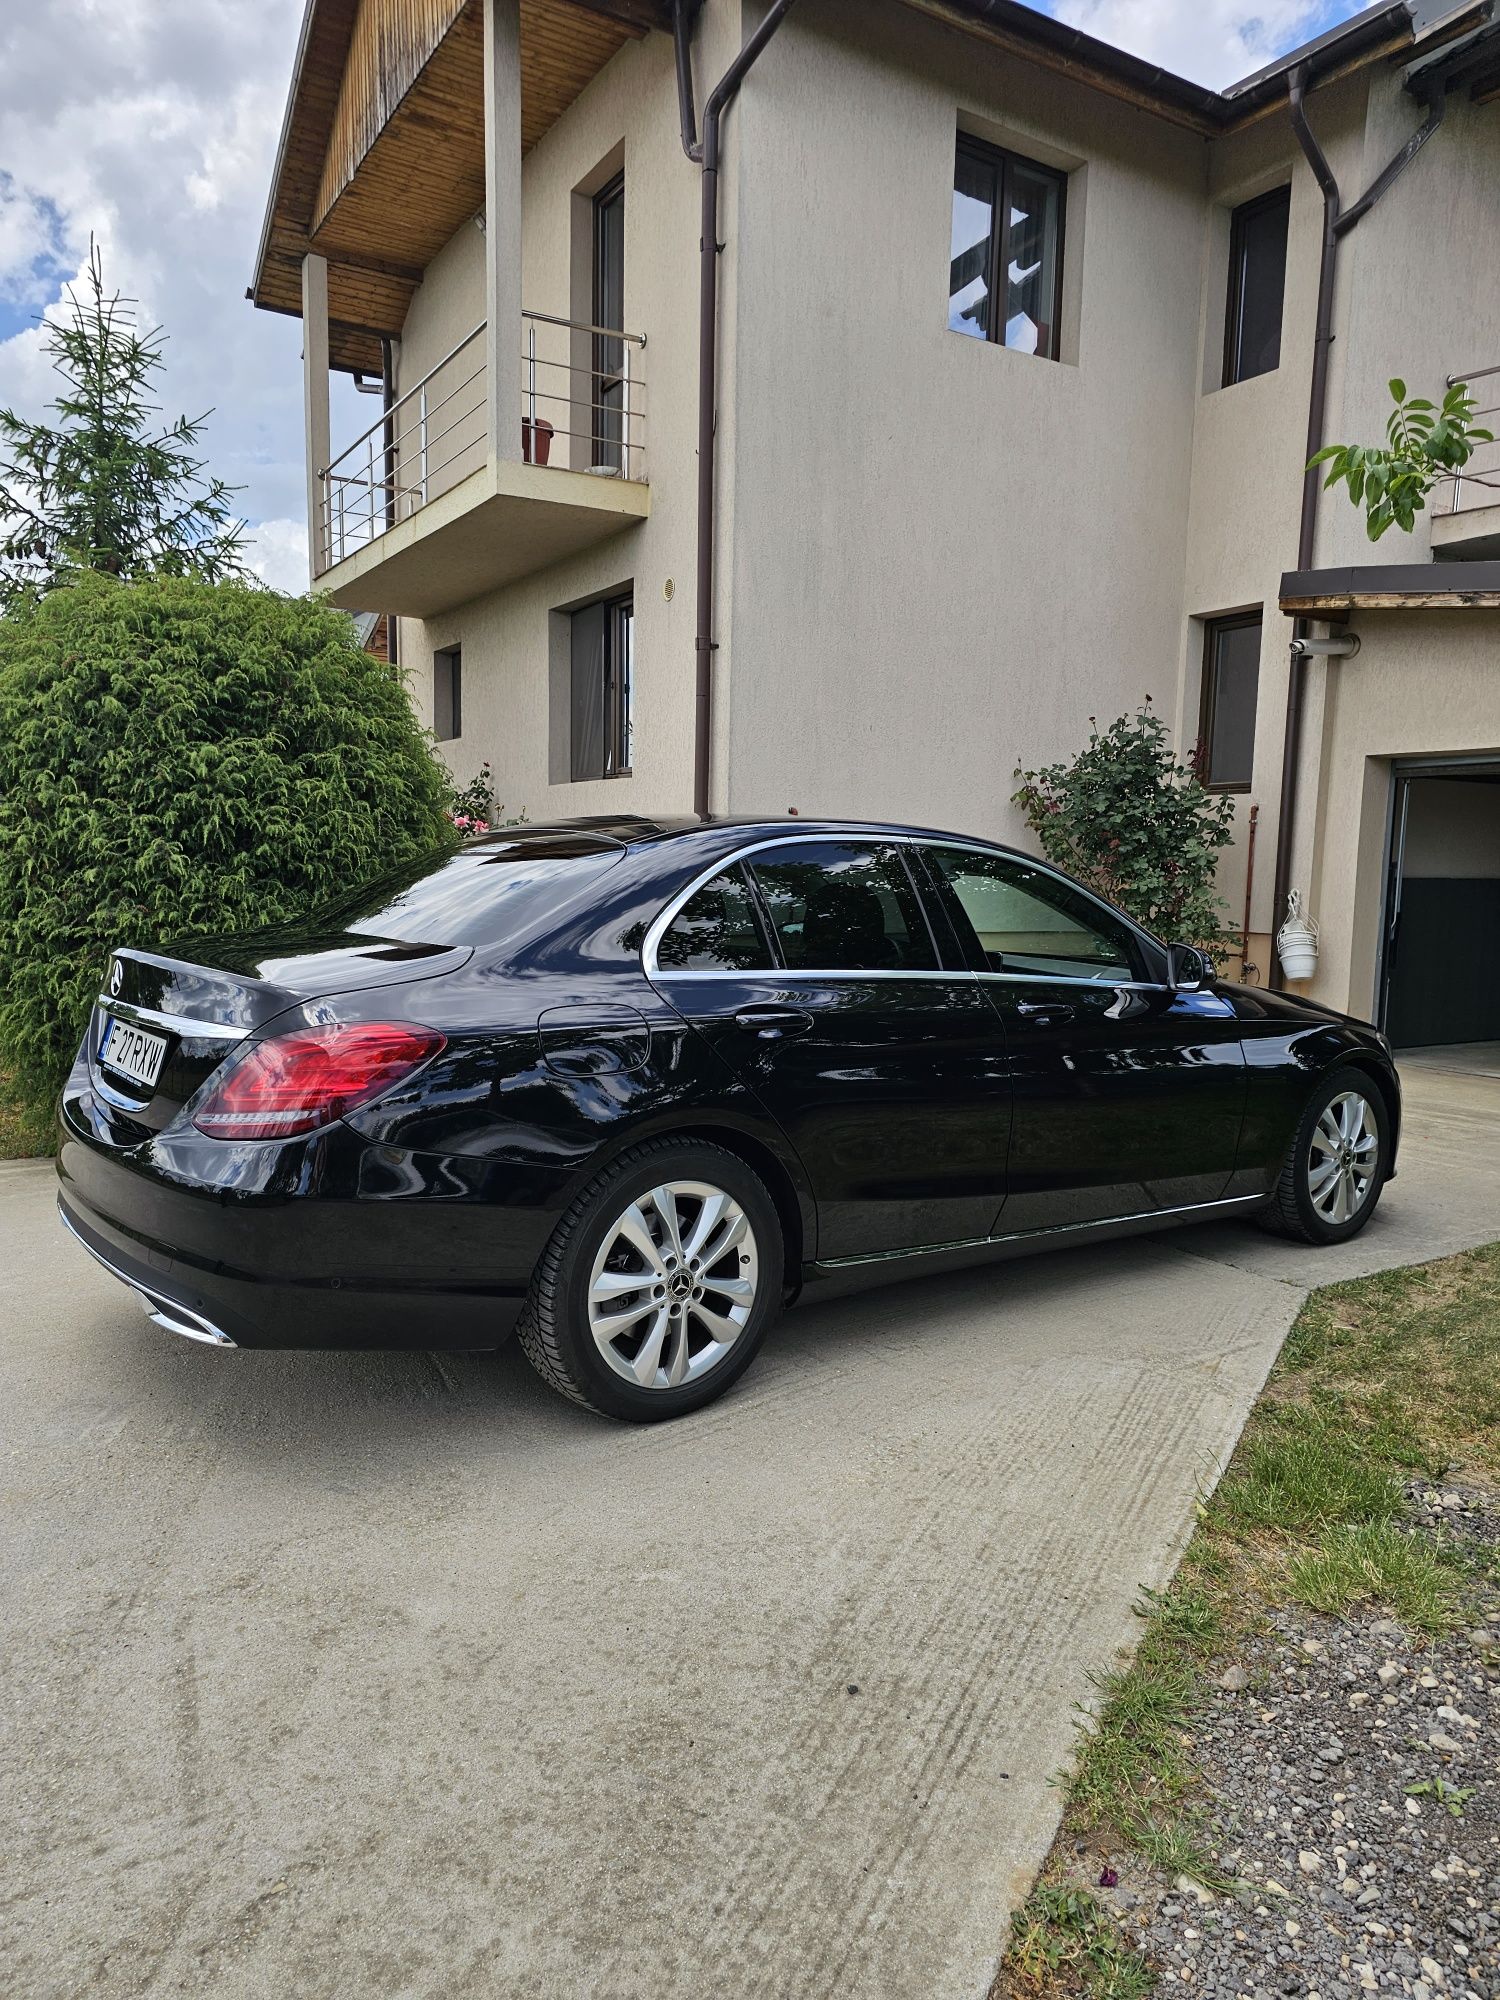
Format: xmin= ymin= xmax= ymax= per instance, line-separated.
xmin=392 ymin=6 xmax=746 ymax=813
xmin=1296 ymin=612 xmax=1500 ymax=1020
xmin=718 ymin=0 xmax=1209 ymax=836
xmin=1173 ymin=67 xmax=1500 ymax=989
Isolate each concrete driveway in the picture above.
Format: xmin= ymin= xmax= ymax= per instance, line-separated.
xmin=3 ymin=1064 xmax=1497 ymax=2000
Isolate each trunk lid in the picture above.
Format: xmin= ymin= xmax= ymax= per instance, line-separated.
xmin=88 ymin=932 xmax=470 ymax=1137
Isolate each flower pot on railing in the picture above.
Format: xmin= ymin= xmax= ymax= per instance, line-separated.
xmin=1277 ymin=891 xmax=1320 ymax=982
xmin=522 ymin=418 xmax=554 ymax=467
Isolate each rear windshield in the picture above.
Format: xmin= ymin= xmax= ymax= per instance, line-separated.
xmin=314 ymin=834 xmax=625 ymax=948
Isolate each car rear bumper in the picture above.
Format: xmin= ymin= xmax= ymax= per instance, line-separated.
xmin=55 ymin=1108 xmax=563 ymax=1350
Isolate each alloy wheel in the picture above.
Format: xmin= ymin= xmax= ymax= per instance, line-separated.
xmin=587 ymin=1179 xmax=760 ymax=1391
xmin=1307 ymin=1089 xmax=1380 ymax=1226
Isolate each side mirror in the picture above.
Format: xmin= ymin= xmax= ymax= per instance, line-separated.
xmin=1167 ymin=942 xmax=1211 ymax=992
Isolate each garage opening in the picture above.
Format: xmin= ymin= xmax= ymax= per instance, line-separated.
xmin=1381 ymin=758 xmax=1500 ymax=1068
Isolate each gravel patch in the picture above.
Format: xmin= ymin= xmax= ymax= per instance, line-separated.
xmin=1094 ymin=1488 xmax=1500 ymax=1999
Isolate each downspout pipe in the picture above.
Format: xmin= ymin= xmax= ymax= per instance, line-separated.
xmin=676 ymin=0 xmax=801 ymax=819
xmin=1269 ymin=65 xmax=1446 ymax=979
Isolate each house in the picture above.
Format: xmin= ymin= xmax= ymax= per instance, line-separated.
xmin=250 ymin=0 xmax=1500 ymax=1053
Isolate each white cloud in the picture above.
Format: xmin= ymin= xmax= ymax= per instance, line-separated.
xmin=0 ymin=0 xmax=308 ymax=548
xmin=1047 ymin=0 xmax=1344 ymax=91
xmin=244 ymin=516 xmax=310 ymax=597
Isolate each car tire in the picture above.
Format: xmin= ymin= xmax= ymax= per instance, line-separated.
xmin=515 ymin=1137 xmax=785 ymax=1422
xmin=1258 ymin=1065 xmax=1391 ymax=1245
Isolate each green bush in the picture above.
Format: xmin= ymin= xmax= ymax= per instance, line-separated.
xmin=0 ymin=574 xmax=455 ymax=1117
xmin=1013 ymin=700 xmax=1240 ymax=959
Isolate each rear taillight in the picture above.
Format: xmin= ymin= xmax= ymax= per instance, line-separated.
xmin=192 ymin=1023 xmax=445 ymax=1140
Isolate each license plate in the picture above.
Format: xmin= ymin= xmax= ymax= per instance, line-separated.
xmin=99 ymin=1016 xmax=169 ymax=1092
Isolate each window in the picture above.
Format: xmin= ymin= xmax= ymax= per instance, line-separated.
xmin=1200 ymin=614 xmax=1261 ymax=791
xmin=593 ymin=171 xmax=625 ymax=471
xmin=325 ymin=834 xmax=625 ymax=949
xmin=570 ymin=590 xmax=633 ymax=780
xmin=748 ymin=842 xmax=937 ymax=972
xmin=1223 ymin=187 xmax=1289 ymax=386
xmin=949 ymin=137 xmax=1065 ymax=360
xmin=923 ymin=847 xmax=1139 ymax=981
xmin=655 ymin=866 xmax=773 ymax=972
xmin=433 ymin=646 xmax=461 ymax=741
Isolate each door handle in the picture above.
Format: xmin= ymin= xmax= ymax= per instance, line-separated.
xmin=734 ymin=1006 xmax=813 ymax=1040
xmin=1015 ymin=999 xmax=1075 ymax=1027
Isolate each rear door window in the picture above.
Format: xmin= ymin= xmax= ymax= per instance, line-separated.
xmin=654 ymin=866 xmax=773 ymax=971
xmin=747 ymin=842 xmax=937 ymax=972
xmin=921 ymin=846 xmax=1141 ymax=981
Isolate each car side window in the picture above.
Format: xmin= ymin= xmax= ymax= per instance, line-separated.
xmin=922 ymin=846 xmax=1140 ymax=982
xmin=748 ymin=842 xmax=937 ymax=972
xmin=655 ymin=865 xmax=773 ymax=972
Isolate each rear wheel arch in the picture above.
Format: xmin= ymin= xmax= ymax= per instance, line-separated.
xmin=646 ymin=1121 xmax=810 ymax=1294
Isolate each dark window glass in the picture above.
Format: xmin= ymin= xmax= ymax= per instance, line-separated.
xmin=749 ymin=842 xmax=937 ymax=972
xmin=1223 ymin=187 xmax=1289 ymax=386
xmin=949 ymin=138 xmax=1065 ymax=360
xmin=656 ymin=866 xmax=772 ymax=972
xmin=570 ymin=590 xmax=633 ymax=780
xmin=923 ymin=847 xmax=1139 ymax=980
xmin=593 ymin=172 xmax=625 ymax=471
xmin=305 ymin=835 xmax=625 ymax=949
xmin=949 ymin=146 xmax=997 ymax=340
xmin=1200 ymin=614 xmax=1261 ymax=791
xmin=433 ymin=646 xmax=461 ymax=741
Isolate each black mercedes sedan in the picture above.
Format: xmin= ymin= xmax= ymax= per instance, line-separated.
xmin=58 ymin=815 xmax=1399 ymax=1421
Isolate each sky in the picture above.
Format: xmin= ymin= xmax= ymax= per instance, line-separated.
xmin=0 ymin=0 xmax=1363 ymax=596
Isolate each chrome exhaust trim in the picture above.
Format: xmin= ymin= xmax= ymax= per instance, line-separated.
xmin=58 ymin=1201 xmax=237 ymax=1348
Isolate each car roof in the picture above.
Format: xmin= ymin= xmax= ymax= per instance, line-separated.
xmin=489 ymin=813 xmax=1030 ymax=860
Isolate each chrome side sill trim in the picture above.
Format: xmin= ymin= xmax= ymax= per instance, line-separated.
xmin=57 ymin=1202 xmax=237 ymax=1347
xmin=816 ymin=1192 xmax=1267 ymax=1270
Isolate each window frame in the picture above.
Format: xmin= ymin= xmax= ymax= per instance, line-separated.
xmin=592 ymin=169 xmax=625 ymax=472
xmin=744 ymin=839 xmax=942 ymax=976
xmin=950 ymin=135 xmax=1067 ymax=363
xmin=1198 ymin=610 xmax=1262 ymax=795
xmin=643 ymin=834 xmax=1160 ymax=986
xmin=653 ymin=861 xmax=778 ymax=974
xmin=913 ymin=842 xmax=1151 ymax=985
xmin=1221 ymin=185 xmax=1290 ymax=389
xmin=569 ymin=587 xmax=634 ymax=781
xmin=433 ymin=644 xmax=462 ymax=742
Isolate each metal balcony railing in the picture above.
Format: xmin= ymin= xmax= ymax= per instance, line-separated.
xmin=318 ymin=310 xmax=647 ymax=571
xmin=1432 ymin=363 xmax=1500 ymax=519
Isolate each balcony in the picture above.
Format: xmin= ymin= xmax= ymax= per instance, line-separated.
xmin=1431 ymin=364 xmax=1500 ymax=561
xmin=313 ymin=308 xmax=649 ymax=617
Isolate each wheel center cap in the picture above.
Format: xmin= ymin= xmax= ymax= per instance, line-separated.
xmin=670 ymin=1270 xmax=693 ymax=1299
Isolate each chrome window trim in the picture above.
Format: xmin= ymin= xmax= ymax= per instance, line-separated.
xmin=641 ymin=830 xmax=1169 ymax=990
xmin=641 ymin=831 xmax=951 ymax=981
xmin=912 ymin=835 xmax=1165 ymax=984
xmin=646 ymin=965 xmax=982 ymax=984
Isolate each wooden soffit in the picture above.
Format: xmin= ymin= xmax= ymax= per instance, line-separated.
xmin=251 ymin=0 xmax=665 ymax=372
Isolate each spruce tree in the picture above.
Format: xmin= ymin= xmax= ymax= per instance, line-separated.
xmin=0 ymin=244 xmax=247 ymax=611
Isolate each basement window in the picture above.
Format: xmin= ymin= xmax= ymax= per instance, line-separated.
xmin=1223 ymin=187 xmax=1289 ymax=386
xmin=434 ymin=646 xmax=462 ymax=742
xmin=948 ymin=136 xmax=1065 ymax=360
xmin=1199 ymin=614 xmax=1261 ymax=792
xmin=570 ymin=590 xmax=633 ymax=780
